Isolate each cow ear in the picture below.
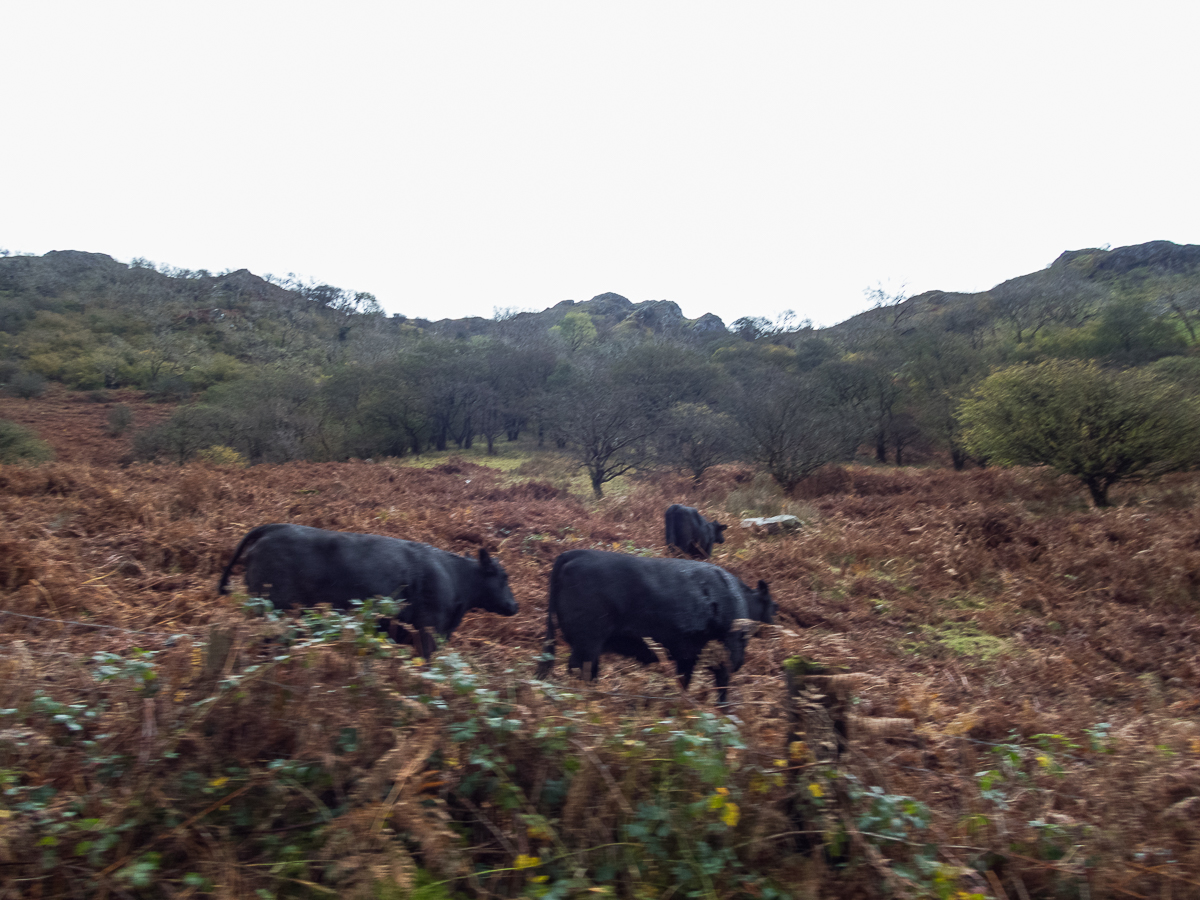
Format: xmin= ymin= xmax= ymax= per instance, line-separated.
xmin=757 ymin=579 xmax=769 ymax=593
xmin=478 ymin=547 xmax=492 ymax=568
xmin=716 ymin=523 xmax=728 ymax=534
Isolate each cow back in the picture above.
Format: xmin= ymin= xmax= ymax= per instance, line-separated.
xmin=230 ymin=524 xmax=516 ymax=634
xmin=551 ymin=550 xmax=745 ymax=646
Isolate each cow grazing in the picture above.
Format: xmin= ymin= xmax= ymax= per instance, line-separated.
xmin=665 ymin=504 xmax=727 ymax=559
xmin=536 ymin=549 xmax=774 ymax=702
xmin=218 ymin=523 xmax=518 ymax=658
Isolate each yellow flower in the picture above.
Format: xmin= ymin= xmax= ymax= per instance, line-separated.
xmin=209 ymin=776 xmax=229 ymax=789
xmin=514 ymin=854 xmax=541 ymax=870
xmin=721 ymin=802 xmax=740 ymax=828
xmin=807 ymin=782 xmax=824 ymax=799
xmin=773 ymin=759 xmax=788 ymax=769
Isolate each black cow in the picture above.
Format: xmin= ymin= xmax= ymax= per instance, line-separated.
xmin=664 ymin=504 xmax=727 ymax=559
xmin=536 ymin=549 xmax=774 ymax=701
xmin=217 ymin=523 xmax=518 ymax=659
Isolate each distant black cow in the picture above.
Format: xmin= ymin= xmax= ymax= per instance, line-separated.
xmin=536 ymin=549 xmax=774 ymax=701
xmin=665 ymin=504 xmax=728 ymax=559
xmin=217 ymin=524 xmax=518 ymax=659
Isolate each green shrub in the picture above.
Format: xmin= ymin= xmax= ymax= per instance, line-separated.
xmin=132 ymin=406 xmax=232 ymax=464
xmin=0 ymin=419 xmax=54 ymax=464
xmin=959 ymin=359 xmax=1200 ymax=507
xmin=106 ymin=404 xmax=134 ymax=436
xmin=5 ymin=370 xmax=47 ymax=400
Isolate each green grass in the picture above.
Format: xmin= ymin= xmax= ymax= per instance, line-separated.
xmin=0 ymin=419 xmax=54 ymax=464
xmin=938 ymin=593 xmax=991 ymax=610
xmin=724 ymin=472 xmax=818 ymax=520
xmin=390 ymin=441 xmax=535 ymax=472
xmin=390 ymin=442 xmax=639 ymax=500
xmin=924 ymin=623 xmax=1012 ymax=660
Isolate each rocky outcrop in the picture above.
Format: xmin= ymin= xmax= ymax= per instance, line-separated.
xmin=691 ymin=312 xmax=727 ymax=334
xmin=1053 ymin=241 xmax=1200 ymax=277
xmin=630 ymin=300 xmax=684 ymax=331
xmin=583 ymin=292 xmax=635 ymax=321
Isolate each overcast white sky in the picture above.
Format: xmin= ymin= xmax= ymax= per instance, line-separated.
xmin=4 ymin=3 xmax=1199 ymax=327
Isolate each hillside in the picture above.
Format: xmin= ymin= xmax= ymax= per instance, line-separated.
xmin=829 ymin=239 xmax=1200 ymax=343
xmin=6 ymin=240 xmax=1200 ymax=494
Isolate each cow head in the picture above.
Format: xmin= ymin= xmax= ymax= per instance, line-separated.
xmin=747 ymin=579 xmax=775 ymax=624
xmin=712 ymin=521 xmax=728 ymax=544
xmin=474 ymin=548 xmax=519 ymax=616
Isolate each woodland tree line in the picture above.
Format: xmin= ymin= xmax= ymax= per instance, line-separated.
xmin=4 ymin=246 xmax=1200 ymax=502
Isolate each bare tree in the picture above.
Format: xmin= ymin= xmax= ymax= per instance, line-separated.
xmin=655 ymin=402 xmax=739 ymax=481
xmin=552 ymin=359 xmax=657 ymax=497
xmin=737 ymin=372 xmax=869 ymax=493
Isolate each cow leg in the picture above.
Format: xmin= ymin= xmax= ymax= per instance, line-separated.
xmin=567 ymin=648 xmax=601 ymax=682
xmin=378 ymin=617 xmax=416 ymax=646
xmin=566 ymin=648 xmax=586 ymax=680
xmin=711 ymin=662 xmax=732 ymax=705
xmin=674 ymin=656 xmax=698 ymax=690
xmin=416 ymin=626 xmax=437 ymax=661
xmin=602 ymin=634 xmax=659 ymax=665
xmin=535 ymin=640 xmax=556 ymax=679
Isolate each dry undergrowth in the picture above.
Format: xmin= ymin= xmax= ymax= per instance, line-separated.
xmin=0 ymin=444 xmax=1198 ymax=898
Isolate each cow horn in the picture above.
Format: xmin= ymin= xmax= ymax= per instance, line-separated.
xmin=731 ymin=618 xmax=760 ymax=636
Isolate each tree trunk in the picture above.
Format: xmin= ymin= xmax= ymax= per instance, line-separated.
xmin=1085 ymin=476 xmax=1111 ymax=508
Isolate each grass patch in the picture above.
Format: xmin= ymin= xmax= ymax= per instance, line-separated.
xmin=393 ymin=442 xmax=534 ymax=472
xmin=725 ymin=472 xmax=818 ymax=520
xmin=924 ymin=623 xmax=1012 ymax=660
xmin=506 ymin=450 xmax=639 ymax=500
xmin=938 ymin=593 xmax=991 ymax=610
xmin=0 ymin=419 xmax=55 ymax=464
xmin=393 ymin=444 xmax=641 ymax=500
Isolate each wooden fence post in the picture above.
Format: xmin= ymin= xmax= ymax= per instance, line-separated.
xmin=784 ymin=656 xmax=849 ymax=764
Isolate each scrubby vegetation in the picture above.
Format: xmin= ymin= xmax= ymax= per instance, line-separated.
xmin=1 ymin=451 xmax=1198 ymax=898
xmin=0 ymin=419 xmax=54 ymax=464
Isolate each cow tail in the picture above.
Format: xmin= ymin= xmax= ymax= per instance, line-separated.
xmin=217 ymin=524 xmax=286 ymax=595
xmin=535 ymin=556 xmax=564 ymax=679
